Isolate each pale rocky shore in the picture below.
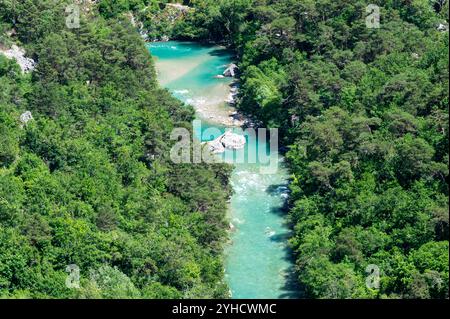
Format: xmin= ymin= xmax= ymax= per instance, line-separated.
xmin=194 ymin=94 xmax=246 ymax=127
xmin=152 ymin=48 xmax=247 ymax=127
xmin=194 ymin=65 xmax=253 ymax=127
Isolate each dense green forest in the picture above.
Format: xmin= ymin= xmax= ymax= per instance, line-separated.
xmin=1 ymin=0 xmax=449 ymax=299
xmin=156 ymin=0 xmax=448 ymax=298
xmin=0 ymin=0 xmax=232 ymax=298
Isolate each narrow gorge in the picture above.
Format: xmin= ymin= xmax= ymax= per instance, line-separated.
xmin=149 ymin=41 xmax=298 ymax=298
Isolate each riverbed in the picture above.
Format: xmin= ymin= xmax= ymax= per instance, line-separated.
xmin=148 ymin=41 xmax=298 ymax=299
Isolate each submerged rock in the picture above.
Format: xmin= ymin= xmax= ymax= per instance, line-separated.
xmin=265 ymin=227 xmax=276 ymax=237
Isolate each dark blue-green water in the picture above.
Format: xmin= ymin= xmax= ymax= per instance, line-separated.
xmin=148 ymin=41 xmax=298 ymax=299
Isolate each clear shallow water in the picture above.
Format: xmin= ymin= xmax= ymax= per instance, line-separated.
xmin=149 ymin=41 xmax=235 ymax=122
xmin=148 ymin=41 xmax=298 ymax=299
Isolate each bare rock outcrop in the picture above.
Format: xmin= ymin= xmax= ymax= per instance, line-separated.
xmin=0 ymin=45 xmax=35 ymax=73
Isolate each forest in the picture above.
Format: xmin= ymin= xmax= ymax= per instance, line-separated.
xmin=157 ymin=0 xmax=449 ymax=298
xmin=0 ymin=0 xmax=232 ymax=298
xmin=1 ymin=0 xmax=449 ymax=299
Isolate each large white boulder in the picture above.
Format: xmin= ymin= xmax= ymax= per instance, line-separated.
xmin=207 ymin=131 xmax=246 ymax=154
xmin=221 ymin=131 xmax=246 ymax=150
xmin=223 ymin=63 xmax=238 ymax=77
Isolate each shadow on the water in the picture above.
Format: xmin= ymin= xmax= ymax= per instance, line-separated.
xmin=266 ymin=182 xmax=305 ymax=299
xmin=278 ymin=261 xmax=304 ymax=299
xmin=265 ymin=183 xmax=289 ymax=196
xmin=267 ymin=202 xmax=290 ymax=218
xmin=269 ymin=231 xmax=291 ymax=243
xmin=269 ymin=232 xmax=304 ymax=299
xmin=209 ymin=48 xmax=233 ymax=58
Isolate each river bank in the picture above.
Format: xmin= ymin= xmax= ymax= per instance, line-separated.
xmin=150 ymin=41 xmax=245 ymax=126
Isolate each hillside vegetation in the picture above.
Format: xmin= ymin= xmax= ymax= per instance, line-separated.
xmin=0 ymin=0 xmax=448 ymax=299
xmin=161 ymin=0 xmax=449 ymax=298
xmin=0 ymin=0 xmax=232 ymax=298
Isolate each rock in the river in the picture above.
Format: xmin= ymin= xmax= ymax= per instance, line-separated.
xmin=223 ymin=63 xmax=238 ymax=77
xmin=226 ymin=84 xmax=239 ymax=104
xmin=207 ymin=131 xmax=246 ymax=154
xmin=0 ymin=45 xmax=35 ymax=73
xmin=207 ymin=136 xmax=226 ymax=154
xmin=226 ymin=93 xmax=236 ymax=104
xmin=221 ymin=131 xmax=246 ymax=150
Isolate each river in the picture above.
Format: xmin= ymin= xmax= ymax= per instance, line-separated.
xmin=148 ymin=41 xmax=298 ymax=299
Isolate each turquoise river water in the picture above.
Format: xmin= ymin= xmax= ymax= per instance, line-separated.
xmin=148 ymin=42 xmax=298 ymax=299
